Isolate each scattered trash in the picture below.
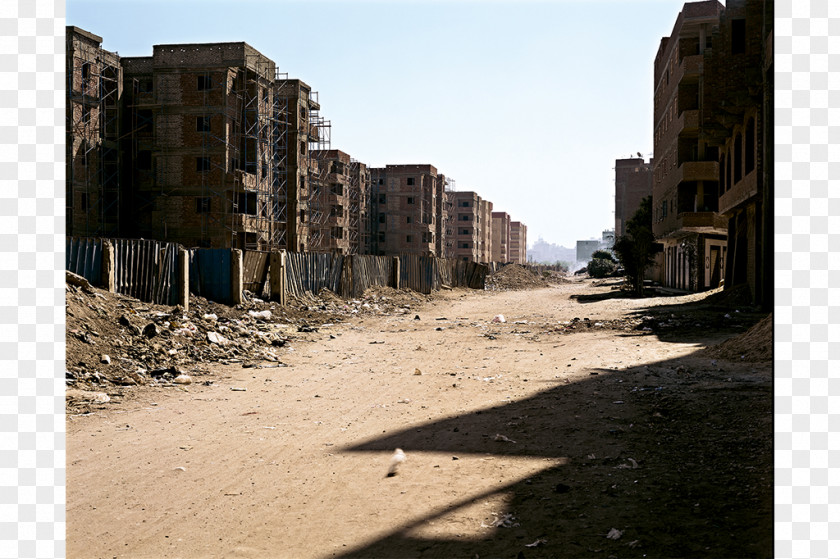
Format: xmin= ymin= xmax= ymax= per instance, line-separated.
xmin=230 ymin=387 xmax=247 ymax=392
xmin=606 ymin=528 xmax=623 ymax=540
xmin=414 ymin=368 xmax=422 ymax=375
xmin=387 ymin=448 xmax=406 ymax=477
xmin=481 ymin=512 xmax=519 ymax=528
xmin=494 ymin=434 xmax=516 ymax=443
xmin=248 ymin=310 xmax=272 ymax=320
xmin=206 ymin=332 xmax=229 ymax=345
xmin=525 ymin=539 xmax=548 ymax=548
xmin=414 ymin=315 xmax=420 ymax=320
xmin=172 ymin=374 xmax=192 ymax=385
xmin=202 ymin=314 xmax=217 ymax=321
xmin=492 ymin=314 xmax=506 ymax=323
xmin=174 ymin=466 xmax=186 ymax=472
xmin=100 ymin=355 xmax=110 ymax=365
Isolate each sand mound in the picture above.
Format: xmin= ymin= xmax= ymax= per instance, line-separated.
xmin=706 ymin=313 xmax=772 ymax=362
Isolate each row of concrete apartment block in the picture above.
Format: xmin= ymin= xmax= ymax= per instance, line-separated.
xmin=66 ymin=26 xmax=527 ymax=265
xmin=613 ymin=0 xmax=772 ymax=310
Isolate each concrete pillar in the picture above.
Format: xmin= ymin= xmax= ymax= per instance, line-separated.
xmin=177 ymin=247 xmax=189 ymax=312
xmin=102 ymin=240 xmax=116 ymax=292
xmin=231 ymin=248 xmax=243 ymax=305
xmin=391 ymin=256 xmax=400 ymax=288
xmin=269 ymin=250 xmax=287 ymax=306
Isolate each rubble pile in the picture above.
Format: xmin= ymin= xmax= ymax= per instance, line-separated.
xmin=485 ymin=264 xmax=551 ymax=291
xmin=65 ymin=279 xmax=436 ymax=410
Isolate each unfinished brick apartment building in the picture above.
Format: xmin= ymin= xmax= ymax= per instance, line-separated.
xmin=509 ymin=221 xmax=527 ymax=264
xmin=369 ymin=165 xmax=448 ymax=257
xmin=491 ymin=211 xmax=511 ymax=263
xmin=451 ymin=191 xmax=493 ymax=263
xmin=652 ymin=0 xmax=771 ymax=303
xmin=67 ymin=26 xmax=348 ymax=253
xmin=614 ymin=157 xmax=653 ymax=238
xmin=66 ymin=27 xmax=122 ymax=238
xmin=309 ymin=149 xmax=371 ymax=254
xmin=275 ymin=79 xmax=328 ymax=252
xmin=120 ymin=40 xmax=288 ymax=250
xmin=652 ymin=1 xmax=728 ymax=292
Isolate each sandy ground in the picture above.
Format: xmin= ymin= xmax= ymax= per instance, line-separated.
xmin=66 ymin=280 xmax=772 ymax=558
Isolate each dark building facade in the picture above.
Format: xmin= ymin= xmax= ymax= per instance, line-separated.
xmin=701 ymin=0 xmax=773 ymax=308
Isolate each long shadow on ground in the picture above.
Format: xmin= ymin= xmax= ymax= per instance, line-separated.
xmin=334 ymin=348 xmax=772 ymax=559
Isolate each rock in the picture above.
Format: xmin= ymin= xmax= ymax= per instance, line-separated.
xmin=492 ymin=314 xmax=506 ymax=323
xmin=66 ymin=271 xmax=92 ymax=290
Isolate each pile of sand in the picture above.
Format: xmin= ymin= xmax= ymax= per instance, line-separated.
xmin=706 ymin=313 xmax=772 ymax=362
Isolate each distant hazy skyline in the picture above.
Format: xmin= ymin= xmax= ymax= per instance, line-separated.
xmin=68 ymin=0 xmax=691 ymax=248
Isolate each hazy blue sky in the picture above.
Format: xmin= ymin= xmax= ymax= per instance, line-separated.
xmin=68 ymin=0 xmax=690 ymax=248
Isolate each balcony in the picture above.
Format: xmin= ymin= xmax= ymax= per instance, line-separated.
xmin=719 ymin=168 xmax=759 ymax=215
xmin=679 ymin=109 xmax=699 ymax=133
xmin=675 ymin=211 xmax=727 ymax=232
xmin=678 ymin=54 xmax=702 ymax=83
xmin=676 ymin=160 xmax=718 ymax=183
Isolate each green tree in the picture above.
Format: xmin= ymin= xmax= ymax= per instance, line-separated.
xmin=587 ymin=257 xmax=617 ymax=278
xmin=590 ymin=249 xmax=615 ymax=262
xmin=613 ymin=196 xmax=656 ymax=295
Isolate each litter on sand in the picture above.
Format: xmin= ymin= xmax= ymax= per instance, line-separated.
xmin=606 ymin=528 xmax=623 ymax=540
xmin=481 ymin=512 xmax=519 ymax=529
xmin=387 ymin=448 xmax=406 ymax=477
xmin=494 ymin=434 xmax=516 ymax=443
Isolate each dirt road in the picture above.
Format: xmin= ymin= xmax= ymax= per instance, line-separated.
xmin=67 ymin=281 xmax=772 ymax=558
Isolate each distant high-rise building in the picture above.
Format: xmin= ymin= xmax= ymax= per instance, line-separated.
xmin=491 ymin=212 xmax=511 ymax=263
xmin=510 ymin=222 xmax=527 ymax=264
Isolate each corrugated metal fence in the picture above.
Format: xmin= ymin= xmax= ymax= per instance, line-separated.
xmin=67 ymin=236 xmax=180 ymax=305
xmin=112 ymin=238 xmax=179 ymax=305
xmin=284 ymin=252 xmax=345 ymax=299
xmin=68 ymin=237 xmax=486 ymax=306
xmin=66 ymin=237 xmax=103 ymax=285
xmin=243 ymin=251 xmax=270 ymax=295
xmin=346 ymin=255 xmax=393 ymax=298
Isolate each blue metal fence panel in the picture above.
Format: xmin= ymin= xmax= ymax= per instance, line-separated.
xmin=191 ymin=248 xmax=231 ymax=304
